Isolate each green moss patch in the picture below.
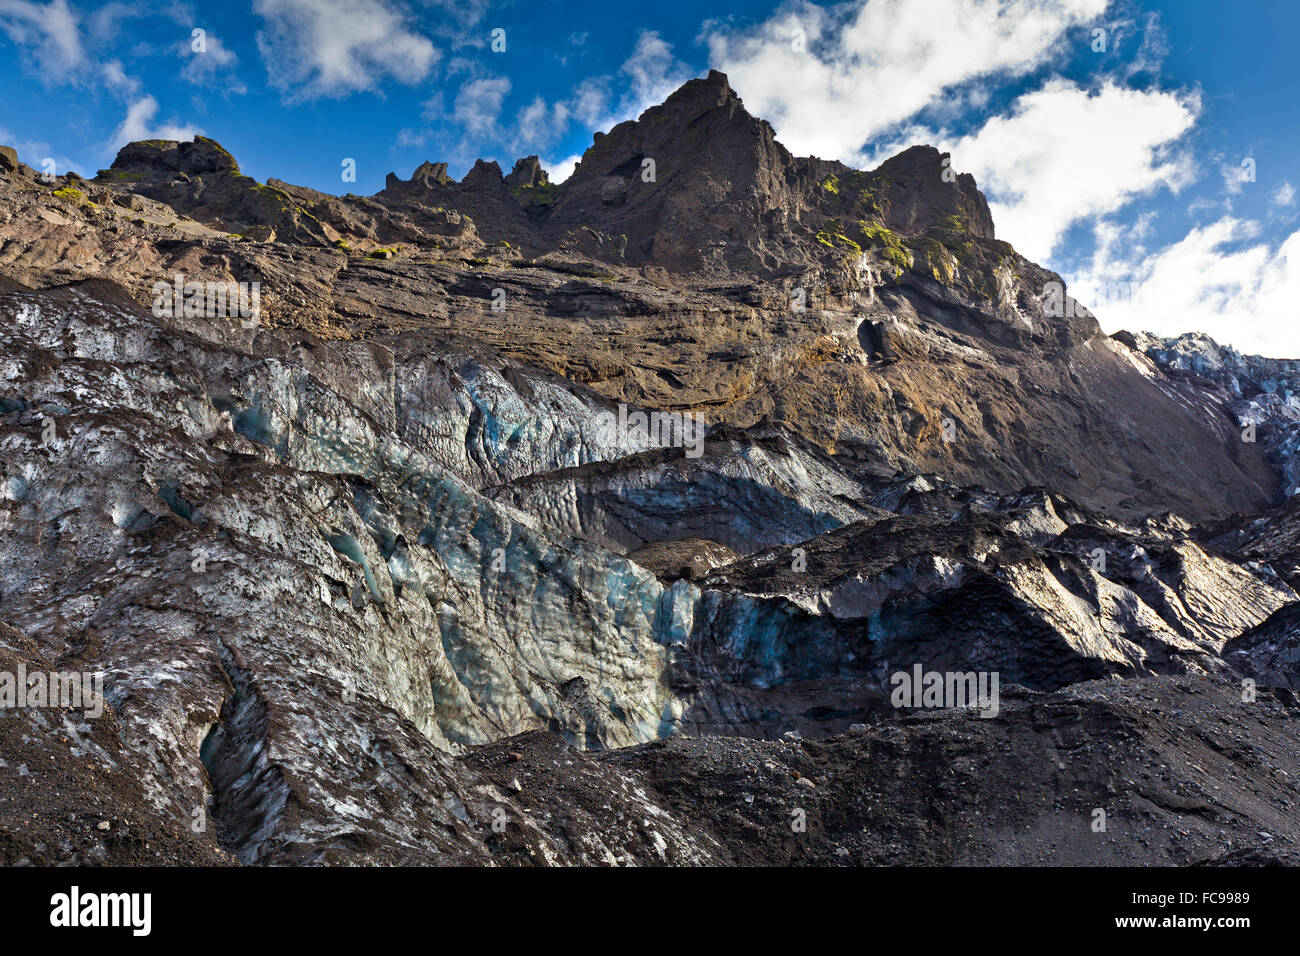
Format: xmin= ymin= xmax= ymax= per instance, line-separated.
xmin=51 ymin=186 xmax=95 ymax=208
xmin=904 ymin=235 xmax=957 ymax=284
xmin=511 ymin=182 xmax=560 ymax=207
xmin=94 ymin=169 xmax=144 ymax=183
xmin=816 ymin=218 xmax=863 ymax=254
xmin=857 ymin=221 xmax=913 ymax=274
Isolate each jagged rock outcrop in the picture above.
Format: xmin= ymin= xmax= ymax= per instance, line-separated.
xmin=101 ymin=136 xmax=331 ymax=245
xmin=1120 ymin=330 xmax=1300 ymax=495
xmin=1224 ymin=604 xmax=1300 ymax=690
xmin=1 ymin=100 xmax=1279 ymax=520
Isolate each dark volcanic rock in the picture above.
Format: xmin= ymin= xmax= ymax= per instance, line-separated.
xmin=1225 ymin=603 xmax=1300 ymax=690
xmin=543 ymin=70 xmax=808 ymax=275
xmin=467 ymin=676 xmax=1300 ymax=866
xmin=111 ymin=135 xmax=241 ymax=179
xmin=100 ymin=135 xmax=331 ymax=244
xmin=873 ymin=144 xmax=996 ymax=239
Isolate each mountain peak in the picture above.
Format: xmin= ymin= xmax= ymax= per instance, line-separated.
xmin=93 ymin=74 xmax=1016 ymax=284
xmin=109 ymin=135 xmax=241 ymax=180
xmin=874 ymin=145 xmax=995 ymax=240
xmin=660 ymin=68 xmax=740 ymax=111
xmin=506 ymin=156 xmax=550 ymax=189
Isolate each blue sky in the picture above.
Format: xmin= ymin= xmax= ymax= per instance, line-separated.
xmin=1 ymin=0 xmax=1298 ymax=354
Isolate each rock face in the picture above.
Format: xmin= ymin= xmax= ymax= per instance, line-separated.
xmin=1122 ymin=330 xmax=1300 ymax=496
xmin=1 ymin=74 xmax=1299 ymax=866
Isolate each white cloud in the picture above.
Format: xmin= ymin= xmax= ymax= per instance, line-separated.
xmin=1221 ymin=155 xmax=1256 ymax=195
xmin=544 ymin=154 xmax=581 ymax=184
xmin=619 ymin=30 xmax=695 ymax=116
xmin=1075 ymin=216 xmax=1300 ymax=358
xmin=398 ymin=29 xmax=695 ymax=169
xmin=110 ymin=95 xmax=201 ymax=149
xmin=705 ymin=0 xmax=1108 ymax=162
xmin=394 ymin=126 xmax=428 ymax=150
xmin=254 ymin=0 xmax=437 ymax=99
xmin=395 ymin=71 xmax=518 ymax=167
xmin=501 ymin=30 xmax=692 ymax=156
xmin=567 ymin=76 xmax=611 ymax=127
xmin=180 ymin=32 xmax=246 ymax=93
xmin=453 ymin=76 xmax=510 ymax=139
xmin=506 ymin=27 xmax=694 ymax=153
xmin=516 ymin=96 xmax=570 ymax=148
xmin=1105 ymin=11 xmax=1169 ymax=79
xmin=1272 ymin=181 xmax=1296 ymax=208
xmin=101 ymin=57 xmax=140 ymax=94
xmin=926 ymin=80 xmax=1199 ymax=261
xmin=423 ymin=0 xmax=490 ymax=40
xmin=0 ymin=0 xmax=85 ymax=79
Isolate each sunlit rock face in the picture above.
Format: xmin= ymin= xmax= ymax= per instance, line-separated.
xmin=1123 ymin=330 xmax=1300 ymax=496
xmin=3 ymin=71 xmax=1300 ymax=865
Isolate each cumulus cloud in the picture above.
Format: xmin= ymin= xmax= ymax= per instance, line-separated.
xmin=1074 ymin=217 xmax=1300 ymax=357
xmin=110 ymin=95 xmax=201 ymax=149
xmin=705 ymin=0 xmax=1108 ymax=162
xmin=931 ymin=80 xmax=1200 ymax=260
xmin=544 ymin=154 xmax=582 ymax=184
xmin=0 ymin=0 xmax=85 ymax=79
xmin=254 ymin=0 xmax=438 ymax=99
xmin=1272 ymin=181 xmax=1295 ymax=208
